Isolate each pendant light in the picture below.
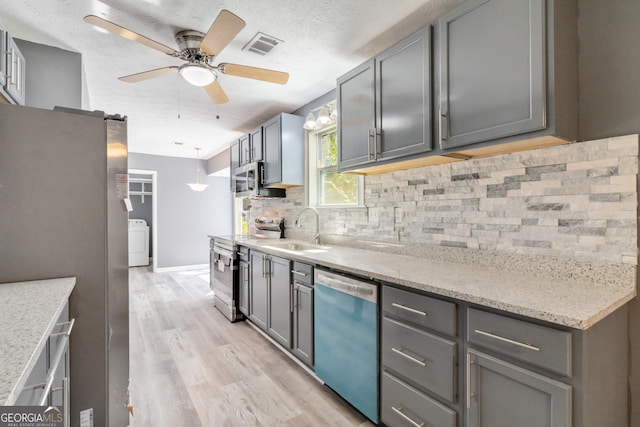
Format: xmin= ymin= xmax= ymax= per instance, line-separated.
xmin=187 ymin=147 xmax=209 ymax=191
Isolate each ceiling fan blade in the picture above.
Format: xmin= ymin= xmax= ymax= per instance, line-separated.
xmin=205 ymin=81 xmax=230 ymax=104
xmin=119 ymin=66 xmax=179 ymax=83
xmin=218 ymin=63 xmax=289 ymax=85
xmin=84 ymin=15 xmax=179 ymax=56
xmin=199 ymin=10 xmax=246 ymax=56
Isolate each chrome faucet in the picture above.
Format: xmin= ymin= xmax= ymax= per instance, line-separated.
xmin=295 ymin=206 xmax=321 ymax=244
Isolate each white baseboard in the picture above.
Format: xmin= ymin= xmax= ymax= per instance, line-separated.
xmin=155 ymin=263 xmax=209 ymax=273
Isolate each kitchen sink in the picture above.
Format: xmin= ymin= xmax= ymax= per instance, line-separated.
xmin=263 ymin=242 xmax=331 ymax=254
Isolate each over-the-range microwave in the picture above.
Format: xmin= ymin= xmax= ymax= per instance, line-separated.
xmin=234 ymin=161 xmax=285 ymax=198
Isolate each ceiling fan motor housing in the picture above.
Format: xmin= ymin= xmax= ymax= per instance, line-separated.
xmin=175 ymin=30 xmax=213 ymax=65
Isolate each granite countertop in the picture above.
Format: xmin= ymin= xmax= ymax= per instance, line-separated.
xmin=0 ymin=277 xmax=75 ymax=405
xmin=241 ymin=239 xmax=636 ymax=330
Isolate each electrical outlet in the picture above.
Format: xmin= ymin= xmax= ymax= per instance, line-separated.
xmin=394 ymin=207 xmax=403 ymax=224
xmin=368 ymin=207 xmax=379 ymax=225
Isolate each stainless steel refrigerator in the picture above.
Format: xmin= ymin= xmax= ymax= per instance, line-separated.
xmin=0 ymin=104 xmax=130 ymax=427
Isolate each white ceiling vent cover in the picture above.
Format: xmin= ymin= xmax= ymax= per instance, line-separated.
xmin=242 ymin=32 xmax=283 ymax=56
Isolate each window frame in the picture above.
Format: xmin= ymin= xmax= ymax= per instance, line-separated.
xmin=307 ymin=124 xmax=363 ymax=207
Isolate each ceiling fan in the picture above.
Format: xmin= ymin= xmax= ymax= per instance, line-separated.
xmin=83 ymin=9 xmax=289 ymax=104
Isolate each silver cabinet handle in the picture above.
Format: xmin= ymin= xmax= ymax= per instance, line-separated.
xmin=474 ymin=329 xmax=540 ymax=352
xmin=7 ymin=48 xmax=16 ymax=85
xmin=260 ymin=164 xmax=265 ymax=185
xmin=16 ymin=55 xmax=21 ymax=92
xmin=391 ymin=347 xmax=426 ymax=367
xmin=367 ymin=129 xmax=373 ymax=159
xmin=290 ymin=283 xmax=294 ymax=313
xmin=291 ymin=270 xmax=308 ymax=277
xmin=237 ymin=252 xmax=247 ymax=258
xmin=466 ymin=353 xmax=474 ymax=409
xmin=438 ymin=107 xmax=444 ymax=149
xmin=262 ymin=256 xmax=266 ymax=278
xmin=391 ymin=302 xmax=427 ymax=316
xmin=373 ymin=127 xmax=380 ymax=160
xmin=391 ymin=406 xmax=424 ymax=427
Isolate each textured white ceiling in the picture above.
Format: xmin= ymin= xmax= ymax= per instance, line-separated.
xmin=0 ymin=0 xmax=460 ymax=159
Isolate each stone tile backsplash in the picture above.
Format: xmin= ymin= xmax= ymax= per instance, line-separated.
xmin=250 ymin=135 xmax=639 ymax=265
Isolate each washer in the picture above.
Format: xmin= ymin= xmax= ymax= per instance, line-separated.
xmin=128 ymin=219 xmax=149 ymax=267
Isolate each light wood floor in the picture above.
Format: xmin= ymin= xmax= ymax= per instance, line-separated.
xmin=129 ymin=266 xmax=374 ymax=427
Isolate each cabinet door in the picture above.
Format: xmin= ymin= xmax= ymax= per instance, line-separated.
xmin=292 ymin=283 xmax=314 ymax=366
xmin=239 ymin=134 xmax=251 ymax=165
xmin=249 ymin=251 xmax=268 ymax=330
xmin=238 ymin=260 xmax=249 ymax=316
xmin=439 ymin=0 xmax=546 ymax=149
xmin=376 ymin=26 xmax=432 ymax=160
xmin=337 ymin=58 xmax=376 ymax=170
xmin=229 ymin=141 xmax=239 ymax=192
xmin=0 ymin=27 xmax=6 ymax=88
xmin=466 ymin=349 xmax=571 ymax=427
xmin=262 ymin=115 xmax=282 ymax=186
xmin=5 ymin=36 xmax=26 ymax=105
xmin=268 ymin=255 xmax=292 ymax=348
xmin=250 ymin=126 xmax=263 ymax=162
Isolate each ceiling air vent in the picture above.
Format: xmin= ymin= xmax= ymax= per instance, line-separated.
xmin=242 ymin=32 xmax=283 ymax=56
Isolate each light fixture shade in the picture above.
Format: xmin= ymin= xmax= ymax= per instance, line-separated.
xmin=179 ymin=63 xmax=216 ymax=86
xmin=187 ymin=147 xmax=209 ymax=191
xmin=187 ymin=182 xmax=209 ymax=191
xmin=330 ymin=106 xmax=338 ymax=120
xmin=303 ymin=112 xmax=317 ymax=130
xmin=316 ymin=106 xmax=331 ymax=126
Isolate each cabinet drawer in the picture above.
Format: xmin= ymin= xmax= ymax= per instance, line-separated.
xmin=291 ymin=262 xmax=313 ymax=286
xmin=383 ymin=286 xmax=457 ymax=336
xmin=381 ymin=370 xmax=456 ymax=427
xmin=467 ymin=308 xmax=571 ymax=376
xmin=382 ymin=316 xmax=456 ymax=403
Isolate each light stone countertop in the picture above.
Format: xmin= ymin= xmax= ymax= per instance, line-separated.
xmin=0 ymin=277 xmax=75 ymax=405
xmin=242 ymin=239 xmax=635 ymax=330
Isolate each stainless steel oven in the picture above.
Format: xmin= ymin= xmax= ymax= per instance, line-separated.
xmin=210 ymin=236 xmax=242 ymax=322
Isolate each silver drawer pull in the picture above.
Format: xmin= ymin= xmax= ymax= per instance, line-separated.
xmin=291 ymin=270 xmax=308 ymax=277
xmin=237 ymin=252 xmax=247 ymax=258
xmin=391 ymin=406 xmax=425 ymax=427
xmin=391 ymin=347 xmax=427 ymax=367
xmin=391 ymin=302 xmax=427 ymax=316
xmin=474 ymin=329 xmax=540 ymax=352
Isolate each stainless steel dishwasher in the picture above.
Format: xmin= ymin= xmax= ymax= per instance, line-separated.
xmin=314 ymin=268 xmax=379 ymax=423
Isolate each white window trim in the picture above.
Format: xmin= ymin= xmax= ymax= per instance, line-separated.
xmin=306 ymin=125 xmax=364 ymax=208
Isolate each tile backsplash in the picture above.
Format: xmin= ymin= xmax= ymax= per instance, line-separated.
xmin=250 ymin=135 xmax=638 ymax=265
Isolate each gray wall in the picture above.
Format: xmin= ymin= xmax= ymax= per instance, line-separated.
xmin=577 ymin=2 xmax=640 ymax=424
xmin=129 ymin=153 xmax=232 ymax=269
xmin=15 ymin=39 xmax=82 ymax=110
xmin=206 ymin=148 xmax=230 ymax=175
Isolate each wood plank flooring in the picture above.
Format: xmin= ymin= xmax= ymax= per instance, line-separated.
xmin=129 ymin=266 xmax=374 ymax=427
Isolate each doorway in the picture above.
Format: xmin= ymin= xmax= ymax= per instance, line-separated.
xmin=128 ymin=169 xmax=158 ymax=272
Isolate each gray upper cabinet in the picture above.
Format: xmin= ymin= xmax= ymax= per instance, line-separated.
xmin=338 ymin=26 xmax=432 ymax=171
xmin=239 ymin=134 xmax=251 ymax=165
xmin=466 ymin=349 xmax=571 ymax=427
xmin=262 ymin=112 xmax=304 ymax=187
xmin=0 ymin=25 xmax=6 ymax=90
xmin=229 ymin=140 xmax=239 ymax=191
xmin=249 ymin=126 xmax=263 ymax=163
xmin=337 ymin=59 xmax=375 ymax=169
xmin=438 ymin=0 xmax=577 ymax=150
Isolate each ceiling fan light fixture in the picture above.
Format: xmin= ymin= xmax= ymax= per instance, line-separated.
xmin=303 ymin=112 xmax=317 ymax=130
xmin=179 ymin=63 xmax=216 ymax=87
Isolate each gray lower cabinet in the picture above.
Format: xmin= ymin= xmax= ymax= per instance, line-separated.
xmin=338 ymin=26 xmax=432 ymax=171
xmin=267 ymin=254 xmax=292 ymax=348
xmin=249 ymin=250 xmax=292 ymax=347
xmin=291 ymin=261 xmax=314 ymax=367
xmin=438 ymin=0 xmax=577 ymax=150
xmin=249 ymin=251 xmax=269 ymax=330
xmin=238 ymin=247 xmax=249 ymax=316
xmin=466 ymin=349 xmax=571 ymax=427
xmin=16 ymin=301 xmax=72 ymax=425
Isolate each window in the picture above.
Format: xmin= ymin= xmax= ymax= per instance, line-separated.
xmin=309 ymin=125 xmax=363 ymax=206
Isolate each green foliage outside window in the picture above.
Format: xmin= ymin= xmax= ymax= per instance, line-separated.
xmin=318 ymin=129 xmax=358 ymax=205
